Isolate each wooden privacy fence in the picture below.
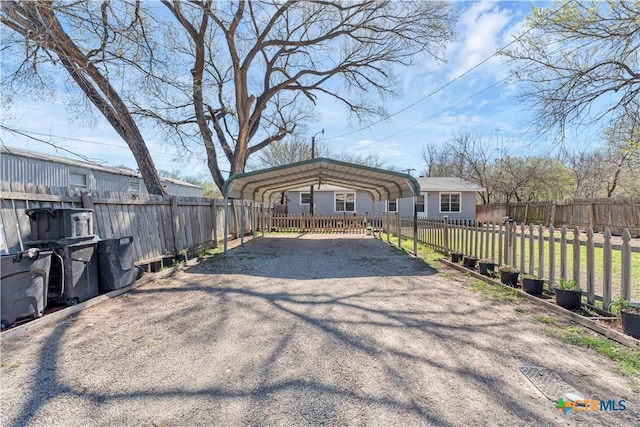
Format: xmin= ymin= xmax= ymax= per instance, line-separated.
xmin=271 ymin=213 xmax=368 ymax=233
xmin=476 ymin=199 xmax=640 ymax=237
xmin=382 ymin=214 xmax=639 ymax=305
xmin=0 ymin=181 xmax=266 ymax=265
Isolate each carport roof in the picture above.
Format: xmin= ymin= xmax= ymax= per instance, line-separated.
xmin=222 ymin=158 xmax=420 ymax=203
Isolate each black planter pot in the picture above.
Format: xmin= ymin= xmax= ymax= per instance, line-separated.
xmin=500 ymin=270 xmax=519 ymax=287
xmin=463 ymin=256 xmax=478 ymax=269
xmin=478 ymin=262 xmax=495 ymax=276
xmin=522 ymin=278 xmax=544 ymax=296
xmin=554 ymin=289 xmax=582 ymax=310
xmin=621 ymin=310 xmax=640 ymax=339
xmin=451 ymin=252 xmax=463 ymax=263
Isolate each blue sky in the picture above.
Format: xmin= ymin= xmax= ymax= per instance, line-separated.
xmin=2 ymin=1 xmax=589 ymax=181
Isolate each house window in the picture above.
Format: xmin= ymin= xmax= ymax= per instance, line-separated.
xmin=129 ymin=181 xmax=140 ymax=194
xmin=300 ymin=192 xmax=311 ymax=205
xmin=69 ymin=173 xmax=87 ymax=189
xmin=388 ymin=199 xmax=397 ymax=212
xmin=335 ymin=192 xmax=355 ymax=212
xmin=440 ymin=193 xmax=461 ymax=213
xmin=416 ymin=195 xmax=425 ymax=213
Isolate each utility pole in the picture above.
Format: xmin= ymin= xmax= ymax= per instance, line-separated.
xmin=403 ymin=168 xmax=415 ymax=176
xmin=310 ymin=129 xmax=324 ymax=215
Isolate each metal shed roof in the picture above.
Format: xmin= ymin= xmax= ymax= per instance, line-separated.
xmin=222 ymin=158 xmax=420 ymax=203
xmin=417 ymin=177 xmax=486 ymax=192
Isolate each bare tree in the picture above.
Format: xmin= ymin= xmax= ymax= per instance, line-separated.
xmin=255 ymin=135 xmax=329 ymax=169
xmin=503 ymin=1 xmax=640 ymax=139
xmin=421 ymin=133 xmax=496 ymax=203
xmin=3 ymin=0 xmax=455 ymax=193
xmin=143 ymin=0 xmax=455 ymax=190
xmin=1 ymin=1 xmax=167 ymax=195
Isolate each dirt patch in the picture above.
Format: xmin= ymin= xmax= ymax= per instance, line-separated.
xmin=1 ymin=234 xmax=637 ymax=426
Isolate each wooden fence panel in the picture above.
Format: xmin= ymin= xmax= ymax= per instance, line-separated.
xmin=0 ymin=181 xmax=241 ymax=263
xmin=478 ymin=199 xmax=640 ymax=237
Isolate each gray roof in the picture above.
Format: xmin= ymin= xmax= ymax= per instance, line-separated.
xmin=223 ymin=158 xmax=419 ymax=203
xmin=1 ymin=145 xmax=200 ymax=189
xmin=417 ymin=177 xmax=485 ymax=192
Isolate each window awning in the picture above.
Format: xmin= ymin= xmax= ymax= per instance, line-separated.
xmin=222 ymin=158 xmax=420 ymax=203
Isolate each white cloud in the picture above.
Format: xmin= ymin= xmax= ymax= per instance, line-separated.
xmin=448 ymin=1 xmax=514 ymax=79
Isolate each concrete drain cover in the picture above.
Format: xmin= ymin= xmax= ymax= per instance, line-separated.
xmin=518 ymin=365 xmax=582 ymax=402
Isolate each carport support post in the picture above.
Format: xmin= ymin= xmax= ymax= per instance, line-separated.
xmin=261 ymin=204 xmax=265 ymax=237
xmin=252 ymin=202 xmax=256 ymax=239
xmin=223 ymin=197 xmax=229 ymax=253
xmin=240 ymin=200 xmax=245 ymax=246
xmin=413 ymin=196 xmax=418 ymax=256
xmin=386 ymin=210 xmax=390 ymax=244
xmin=397 ymin=209 xmax=401 ymax=249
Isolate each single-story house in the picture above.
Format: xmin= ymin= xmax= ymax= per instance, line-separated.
xmin=0 ymin=146 xmax=203 ymax=197
xmin=286 ymin=177 xmax=485 ymax=220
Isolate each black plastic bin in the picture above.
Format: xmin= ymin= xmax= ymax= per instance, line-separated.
xmin=97 ymin=236 xmax=137 ymax=292
xmin=1 ymin=249 xmax=52 ymax=329
xmin=44 ymin=239 xmax=99 ymax=306
xmin=26 ymin=208 xmax=94 ymax=241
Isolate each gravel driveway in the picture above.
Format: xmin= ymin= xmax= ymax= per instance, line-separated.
xmin=0 ymin=234 xmax=637 ymax=426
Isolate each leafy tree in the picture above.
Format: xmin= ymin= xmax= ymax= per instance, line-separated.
xmin=503 ymin=0 xmax=640 ymax=139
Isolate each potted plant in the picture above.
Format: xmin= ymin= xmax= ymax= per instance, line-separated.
xmin=521 ymin=274 xmax=544 ymax=296
xmin=463 ymin=255 xmax=478 ymax=269
xmin=365 ymin=225 xmax=373 ymax=235
xmin=478 ymin=258 xmax=496 ymax=276
xmin=610 ymin=297 xmax=640 ymax=339
xmin=499 ymin=265 xmax=519 ymax=287
xmin=450 ymin=251 xmax=463 ymax=263
xmin=552 ymin=279 xmax=582 ymax=310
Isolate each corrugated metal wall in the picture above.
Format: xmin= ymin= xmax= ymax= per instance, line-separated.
xmin=1 ymin=153 xmax=69 ymax=187
xmin=1 ymin=151 xmax=203 ymax=197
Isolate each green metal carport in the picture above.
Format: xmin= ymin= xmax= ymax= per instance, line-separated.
xmin=221 ymin=158 xmax=420 ymax=253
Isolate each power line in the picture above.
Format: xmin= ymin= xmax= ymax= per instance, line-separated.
xmin=353 ymin=76 xmax=509 ymax=151
xmin=1 ymin=126 xmax=231 ymax=173
xmin=327 ymin=0 xmax=573 ymax=142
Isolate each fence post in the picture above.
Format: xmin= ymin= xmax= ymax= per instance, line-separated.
xmin=520 ymin=223 xmax=540 ymax=277
xmin=170 ymin=196 xmax=180 ymax=253
xmin=211 ymin=199 xmax=218 ymax=247
xmin=498 ymin=222 xmax=504 ymax=266
xmin=602 ymin=229 xmax=612 ymax=310
xmin=573 ymin=227 xmax=581 ymax=286
xmin=588 ymin=203 xmax=596 ymax=232
xmin=413 ymin=197 xmax=418 ymax=255
xmin=548 ymin=225 xmax=555 ymax=285
xmin=538 ymin=223 xmax=544 ymax=279
xmin=443 ymin=216 xmax=449 ymax=252
xmin=621 ymin=229 xmax=631 ymax=300
xmin=223 ymin=198 xmax=229 ymax=253
xmin=511 ymin=221 xmax=517 ymax=269
xmin=81 ymin=190 xmax=94 ymax=210
xmin=560 ymin=225 xmax=567 ymax=280
xmin=548 ymin=202 xmax=555 ymax=227
xmin=586 ymin=228 xmax=595 ymax=305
